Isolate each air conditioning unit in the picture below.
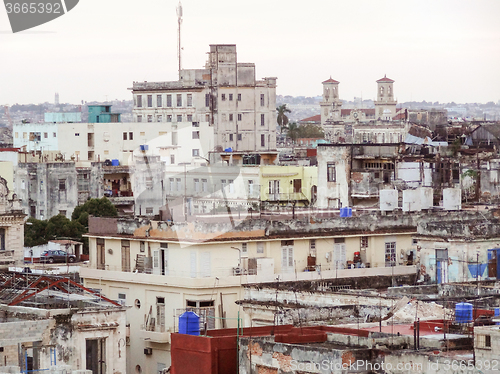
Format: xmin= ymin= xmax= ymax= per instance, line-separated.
xmin=144 ymin=348 xmax=152 ymax=355
xmin=233 ymin=267 xmax=242 ymax=276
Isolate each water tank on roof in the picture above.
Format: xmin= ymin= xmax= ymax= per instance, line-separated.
xmin=178 ymin=311 xmax=200 ymax=336
xmin=455 ymin=302 xmax=473 ymax=323
xmin=224 ymin=147 xmax=233 ymax=152
xmin=340 ymin=207 xmax=352 ymax=217
xmin=111 ymin=159 xmax=119 ymax=166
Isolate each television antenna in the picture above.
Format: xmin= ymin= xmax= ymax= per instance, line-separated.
xmin=176 ymin=1 xmax=183 ymax=74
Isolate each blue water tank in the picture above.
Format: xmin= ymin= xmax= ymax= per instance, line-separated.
xmin=455 ymin=302 xmax=473 ymax=323
xmin=111 ymin=159 xmax=119 ymax=166
xmin=178 ymin=311 xmax=200 ymax=336
xmin=140 ymin=144 xmax=149 ymax=151
xmin=495 ymin=307 xmax=500 ymax=325
xmin=340 ymin=207 xmax=352 ymax=217
xmin=224 ymin=147 xmax=233 ymax=152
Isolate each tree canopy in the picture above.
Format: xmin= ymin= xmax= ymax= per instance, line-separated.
xmin=285 ymin=123 xmax=324 ymax=143
xmin=71 ymin=197 xmax=118 ymax=228
xmin=25 ymin=197 xmax=118 ymax=251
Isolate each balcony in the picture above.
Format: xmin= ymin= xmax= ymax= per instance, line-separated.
xmin=0 ymin=250 xmax=16 ymax=266
xmin=140 ymin=326 xmax=171 ymax=344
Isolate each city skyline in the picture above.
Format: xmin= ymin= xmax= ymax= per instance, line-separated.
xmin=1 ymin=0 xmax=499 ymax=105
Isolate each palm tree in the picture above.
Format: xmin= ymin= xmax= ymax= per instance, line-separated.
xmin=276 ymin=104 xmax=291 ymax=133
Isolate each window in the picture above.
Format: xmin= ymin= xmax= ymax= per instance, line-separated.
xmin=361 ymin=236 xmax=368 ymax=248
xmin=167 ymin=115 xmax=172 ymax=122
xmin=260 ymin=94 xmax=265 ymax=106
xmin=147 ymin=115 xmax=152 ymax=122
xmin=229 ymin=114 xmax=233 ymax=121
xmin=177 ymin=115 xmax=182 ymax=122
xmin=221 ymin=94 xmax=226 ymax=101
xmin=23 ymin=132 xmax=27 ymax=139
xmin=137 ymin=95 xmax=142 ymax=107
xmin=14 ymin=132 xmax=18 ymax=138
xmin=477 ymin=334 xmax=492 ymax=349
xmin=257 ymin=242 xmax=264 ymax=254
xmin=333 ymin=238 xmax=346 ymax=269
xmin=187 ymin=94 xmax=193 ymax=107
xmin=59 ymin=210 xmax=67 ymax=217
xmin=123 ymin=132 xmax=127 ymax=140
xmin=172 ymin=132 xmax=178 ymax=145
xmin=221 ymin=179 xmax=226 ymax=189
xmin=269 ymin=180 xmax=280 ymax=194
xmin=192 ymin=131 xmax=200 ymax=139
xmin=192 ymin=121 xmax=199 ymax=127
xmin=281 ymin=240 xmax=294 ymax=270
xmin=194 ymin=178 xmax=200 ymax=192
xmin=228 ymin=179 xmax=234 ymax=193
xmin=58 ymin=179 xmax=66 ymax=191
xmin=327 ymin=163 xmax=336 ymax=182
xmin=140 ymin=241 xmax=145 ymax=253
xmin=146 ymin=176 xmax=153 ymax=189
xmin=229 ymin=93 xmax=233 ymax=101
xmin=169 ymin=178 xmax=174 ymax=190
xmin=53 ymin=132 xmax=57 ymax=138
xmin=147 ymin=95 xmax=153 ymax=107
xmin=122 ymin=240 xmax=131 ymax=272
xmin=157 ymin=115 xmax=162 ymax=122
xmin=385 ymin=242 xmax=396 ymax=267
xmin=0 ymin=228 xmax=5 ymax=251
xmin=187 ymin=114 xmax=193 ymax=122
xmin=75 ymin=133 xmax=80 ymax=136
xmin=261 ymin=114 xmax=265 ymax=126
xmin=309 ymin=239 xmax=316 ymax=256
xmin=222 ymin=113 xmax=227 ymax=122
xmin=167 ymin=94 xmax=172 ymax=107
xmin=170 ymin=155 xmax=175 ymax=164
xmin=248 ymin=180 xmax=254 ymax=195
xmin=238 ymin=113 xmax=242 ymax=121
xmin=176 ymin=178 xmax=181 ymax=191
xmin=237 ymin=134 xmax=242 ymax=141
xmin=44 ymin=132 xmax=48 ymax=138
xmin=129 ymin=132 xmax=133 ymax=140
xmin=261 ymin=134 xmax=265 ymax=147
xmin=176 ymin=94 xmax=182 ymax=107
xmin=204 ymin=94 xmax=210 ymax=108
xmin=229 ymin=134 xmax=233 ymax=141
xmin=146 ymin=207 xmax=153 ymax=214
xmin=192 ymin=149 xmax=200 ymax=157
xmin=242 ymin=243 xmax=248 ymax=255
xmin=137 ymin=115 xmax=143 ymax=122
xmin=202 ymin=179 xmax=207 ymax=192
xmin=237 ymin=93 xmax=241 ymax=101
xmin=157 ymin=95 xmax=162 ymax=107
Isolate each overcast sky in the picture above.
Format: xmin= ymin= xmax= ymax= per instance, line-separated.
xmin=1 ymin=0 xmax=499 ymax=105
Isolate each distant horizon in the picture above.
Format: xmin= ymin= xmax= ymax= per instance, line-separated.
xmin=1 ymin=0 xmax=499 ymax=105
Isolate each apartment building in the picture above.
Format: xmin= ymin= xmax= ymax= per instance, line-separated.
xmin=80 ymin=214 xmax=417 ymax=371
xmin=130 ymin=44 xmax=277 ymax=153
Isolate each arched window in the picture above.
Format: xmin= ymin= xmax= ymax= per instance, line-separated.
xmin=380 ymin=86 xmax=384 ymax=96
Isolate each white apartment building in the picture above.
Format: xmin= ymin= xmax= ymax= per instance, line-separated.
xmin=131 ymin=44 xmax=277 ymax=153
xmin=13 ymin=120 xmax=214 ymax=166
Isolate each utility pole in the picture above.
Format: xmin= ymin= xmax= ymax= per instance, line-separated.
xmin=176 ymin=2 xmax=183 ymax=75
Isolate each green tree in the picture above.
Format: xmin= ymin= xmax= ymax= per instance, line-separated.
xmin=286 ymin=122 xmax=300 ymax=143
xmin=24 ymin=214 xmax=86 ymax=247
xmin=276 ymin=104 xmax=291 ymax=133
xmin=297 ymin=124 xmax=324 ymax=139
xmin=71 ymin=197 xmax=118 ymax=228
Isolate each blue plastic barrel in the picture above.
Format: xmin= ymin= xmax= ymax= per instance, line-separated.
xmin=455 ymin=302 xmax=473 ymax=323
xmin=340 ymin=207 xmax=352 ymax=217
xmin=178 ymin=311 xmax=200 ymax=335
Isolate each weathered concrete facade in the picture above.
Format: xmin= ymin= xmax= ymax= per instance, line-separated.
xmin=131 ymin=44 xmax=277 ymax=153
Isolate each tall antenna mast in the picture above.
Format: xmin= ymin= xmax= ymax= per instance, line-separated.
xmin=176 ymin=1 xmax=183 ymax=75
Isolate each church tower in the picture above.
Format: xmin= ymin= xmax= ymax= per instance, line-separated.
xmin=320 ymin=77 xmax=342 ymax=124
xmin=374 ymin=75 xmax=397 ymax=121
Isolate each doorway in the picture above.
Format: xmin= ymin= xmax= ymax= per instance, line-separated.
xmin=86 ymin=338 xmax=106 ymax=374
